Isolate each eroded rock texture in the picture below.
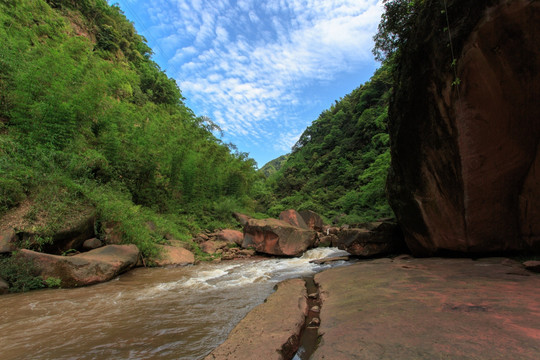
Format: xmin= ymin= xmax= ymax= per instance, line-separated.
xmin=388 ymin=0 xmax=540 ymax=255
xmin=242 ymin=218 xmax=316 ymax=256
xmin=17 ymin=245 xmax=139 ymax=287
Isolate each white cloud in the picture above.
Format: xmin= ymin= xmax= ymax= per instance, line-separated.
xmin=123 ymin=0 xmax=383 ymax=157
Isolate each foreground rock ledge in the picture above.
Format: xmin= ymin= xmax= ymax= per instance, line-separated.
xmin=312 ymin=257 xmax=540 ymax=360
xmin=205 ymin=278 xmax=308 ymax=360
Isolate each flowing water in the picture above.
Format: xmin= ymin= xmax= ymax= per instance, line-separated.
xmin=0 ymin=248 xmax=350 ymax=360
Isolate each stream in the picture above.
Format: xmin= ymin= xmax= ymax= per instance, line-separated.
xmin=0 ymin=247 xmax=350 ymax=360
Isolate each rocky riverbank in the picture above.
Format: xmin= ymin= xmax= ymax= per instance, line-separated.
xmin=1 ymin=207 xmax=403 ymax=293
xmin=208 ymin=255 xmax=540 ymax=360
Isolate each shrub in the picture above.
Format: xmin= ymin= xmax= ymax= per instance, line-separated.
xmin=0 ymin=178 xmax=26 ymax=213
xmin=0 ymin=254 xmax=44 ymax=293
xmin=44 ymin=276 xmax=62 ymax=288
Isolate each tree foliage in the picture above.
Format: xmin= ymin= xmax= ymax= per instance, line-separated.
xmin=372 ymin=0 xmax=423 ymax=62
xmin=257 ymin=64 xmax=394 ymax=223
xmin=0 ymin=0 xmax=259 ymax=259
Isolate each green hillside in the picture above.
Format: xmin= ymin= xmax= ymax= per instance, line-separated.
xmin=260 ymin=155 xmax=289 ymax=177
xmin=0 ymin=0 xmax=258 ymax=259
xmin=257 ymin=64 xmax=393 ymax=224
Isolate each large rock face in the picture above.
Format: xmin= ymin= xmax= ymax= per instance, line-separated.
xmin=17 ymin=245 xmax=139 ymax=287
xmin=388 ymin=0 xmax=540 ymax=255
xmin=243 ymin=218 xmax=316 ymax=256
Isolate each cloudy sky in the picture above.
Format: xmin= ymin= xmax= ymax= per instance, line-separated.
xmin=110 ymin=0 xmax=384 ymax=167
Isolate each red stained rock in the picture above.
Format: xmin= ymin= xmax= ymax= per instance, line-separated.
xmin=154 ymin=245 xmax=194 ymax=267
xmin=242 ymin=218 xmax=316 ymax=256
xmin=17 ymin=245 xmax=139 ymax=287
xmin=213 ymin=229 xmax=244 ymax=246
xmin=205 ymin=278 xmax=307 ymax=360
xmin=387 ymin=0 xmax=540 ymax=255
xmin=299 ymin=210 xmax=324 ymax=231
xmin=279 ymin=209 xmax=309 ymax=229
xmin=200 ymin=240 xmax=227 ymax=254
xmin=312 ymin=257 xmax=540 ymax=360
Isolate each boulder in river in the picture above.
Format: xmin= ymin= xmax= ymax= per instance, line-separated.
xmin=154 ymin=245 xmax=194 ymax=267
xmin=299 ymin=210 xmax=324 ymax=231
xmin=332 ymin=222 xmax=405 ymax=257
xmin=16 ymin=244 xmax=139 ymax=287
xmin=243 ymin=218 xmax=316 ymax=256
xmin=279 ymin=209 xmax=309 ymax=229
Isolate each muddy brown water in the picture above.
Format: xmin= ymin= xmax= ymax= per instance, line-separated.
xmin=0 ymin=248 xmax=350 ymax=360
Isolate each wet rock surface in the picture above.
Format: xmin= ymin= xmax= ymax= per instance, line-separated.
xmin=204 ymin=278 xmax=308 ymax=360
xmin=311 ymin=256 xmax=540 ymax=359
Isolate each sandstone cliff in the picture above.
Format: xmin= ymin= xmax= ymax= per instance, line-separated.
xmin=387 ymin=0 xmax=540 ymax=255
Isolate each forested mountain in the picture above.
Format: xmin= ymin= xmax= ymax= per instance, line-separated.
xmin=0 ymin=0 xmax=258 ymax=258
xmin=259 ymin=155 xmax=289 ymax=177
xmin=258 ymin=64 xmax=393 ymax=224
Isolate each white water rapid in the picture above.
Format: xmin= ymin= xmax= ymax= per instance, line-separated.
xmin=0 ymin=247 xmax=350 ymax=360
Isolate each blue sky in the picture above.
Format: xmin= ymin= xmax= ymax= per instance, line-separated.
xmin=109 ymin=0 xmax=383 ymax=167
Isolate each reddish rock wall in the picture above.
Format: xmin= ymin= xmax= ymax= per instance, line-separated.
xmin=388 ymin=0 xmax=540 ymax=255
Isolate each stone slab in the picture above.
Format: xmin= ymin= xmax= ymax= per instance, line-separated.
xmin=205 ymin=278 xmax=308 ymax=360
xmin=312 ymin=257 xmax=540 ymax=359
